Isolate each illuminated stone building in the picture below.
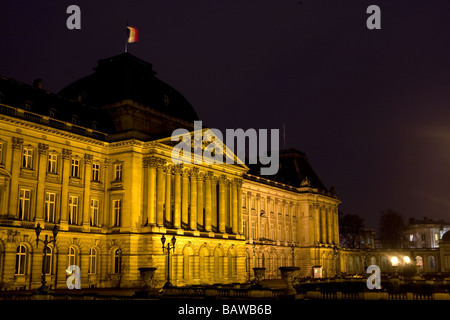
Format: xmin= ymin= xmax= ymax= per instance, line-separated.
xmin=0 ymin=53 xmax=343 ymax=290
xmin=243 ymin=149 xmax=341 ymax=279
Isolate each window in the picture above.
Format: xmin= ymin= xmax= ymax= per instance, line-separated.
xmin=71 ymin=159 xmax=80 ymax=177
xmin=88 ymin=248 xmax=97 ymax=274
xmin=47 ymin=153 xmax=58 ymax=174
xmin=242 ymin=220 xmax=247 ymax=237
xmin=114 ymin=163 xmax=123 ymax=181
xmin=19 ymin=189 xmax=31 ymax=220
xmin=251 ymin=221 xmax=256 ymax=239
xmin=270 ymin=201 xmax=274 ymax=213
xmin=113 ymin=249 xmax=122 ymax=274
xmin=261 ymin=199 xmax=265 ymax=211
xmin=242 ymin=195 xmax=246 ymax=208
xmin=68 ymin=247 xmax=76 ymax=266
xmin=292 ymin=227 xmax=296 ymax=243
xmin=271 ymin=224 xmax=274 ymax=240
xmin=69 ymin=195 xmax=78 ymax=225
xmin=90 ymin=198 xmax=99 ymax=227
xmin=409 ymin=234 xmax=414 ymax=242
xmin=112 ymin=199 xmax=122 ymax=227
xmin=251 ymin=197 xmax=255 ymax=210
xmin=44 ymin=247 xmax=52 ymax=274
xmin=261 ymin=223 xmax=265 ymax=239
xmin=278 ymin=225 xmax=282 ymax=241
xmin=92 ymin=163 xmax=100 ymax=182
xmin=0 ymin=141 xmax=4 ymax=165
xmin=44 ymin=192 xmax=56 ymax=223
xmin=435 ymin=233 xmax=439 ymax=241
xmin=15 ymin=245 xmax=27 ymax=275
xmin=421 ymin=234 xmax=426 ymax=241
xmin=22 ymin=147 xmax=33 ymax=169
xmin=285 ymin=226 xmax=290 ymax=242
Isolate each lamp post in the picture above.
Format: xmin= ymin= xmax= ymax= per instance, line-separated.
xmin=291 ymin=243 xmax=295 ymax=267
xmin=35 ymin=223 xmax=58 ymax=294
xmin=161 ymin=234 xmax=176 ymax=288
xmin=333 ymin=246 xmax=340 ymax=278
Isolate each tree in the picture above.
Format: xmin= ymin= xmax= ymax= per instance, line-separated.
xmin=378 ymin=209 xmax=405 ymax=248
xmin=339 ymin=212 xmax=366 ymax=249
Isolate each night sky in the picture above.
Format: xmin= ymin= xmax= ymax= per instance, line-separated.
xmin=1 ymin=0 xmax=450 ymax=231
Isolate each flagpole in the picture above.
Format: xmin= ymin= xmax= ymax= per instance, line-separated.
xmin=125 ymin=20 xmax=128 ymax=53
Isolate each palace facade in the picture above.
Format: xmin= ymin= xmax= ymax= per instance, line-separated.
xmin=0 ymin=53 xmax=343 ymax=291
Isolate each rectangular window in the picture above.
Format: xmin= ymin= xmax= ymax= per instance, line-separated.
xmin=69 ymin=195 xmax=78 ymax=225
xmin=92 ymin=163 xmax=100 ymax=181
xmin=22 ymin=147 xmax=33 ymax=169
xmin=292 ymin=227 xmax=296 ymax=243
xmin=410 ymin=234 xmax=414 ymax=241
xmin=271 ymin=223 xmax=274 ymax=240
xmin=278 ymin=225 xmax=282 ymax=241
xmin=90 ymin=198 xmax=99 ymax=227
xmin=251 ymin=197 xmax=255 ymax=210
xmin=47 ymin=153 xmax=58 ymax=174
xmin=251 ymin=221 xmax=256 ymax=239
xmin=19 ymin=189 xmax=31 ymax=220
xmin=261 ymin=199 xmax=265 ymax=211
xmin=261 ymin=223 xmax=265 ymax=239
xmin=242 ymin=195 xmax=246 ymax=208
xmin=242 ymin=220 xmax=247 ymax=237
xmin=114 ymin=163 xmax=123 ymax=181
xmin=71 ymin=159 xmax=80 ymax=177
xmin=112 ymin=199 xmax=122 ymax=227
xmin=44 ymin=192 xmax=56 ymax=223
xmin=0 ymin=142 xmax=4 ymax=165
xmin=286 ymin=226 xmax=290 ymax=242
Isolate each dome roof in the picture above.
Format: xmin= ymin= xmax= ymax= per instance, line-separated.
xmin=59 ymin=53 xmax=198 ymax=140
xmin=442 ymin=230 xmax=450 ymax=242
xmin=60 ymin=53 xmax=198 ymax=122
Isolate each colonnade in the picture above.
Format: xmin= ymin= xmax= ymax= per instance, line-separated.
xmin=143 ymin=156 xmax=243 ymax=234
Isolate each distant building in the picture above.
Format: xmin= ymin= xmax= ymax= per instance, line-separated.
xmin=402 ymin=217 xmax=450 ymax=249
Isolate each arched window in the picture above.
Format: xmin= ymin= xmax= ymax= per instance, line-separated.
xmin=113 ymin=248 xmax=122 ymax=274
xmin=428 ymin=256 xmax=436 ymax=271
xmin=89 ymin=248 xmax=97 ymax=274
xmin=416 ymin=256 xmax=423 ymax=271
xmin=68 ymin=247 xmax=77 ymax=266
xmin=15 ymin=245 xmax=27 ymax=275
xmin=370 ymin=256 xmax=377 ymax=266
xmin=44 ymin=246 xmax=52 ymax=274
xmin=228 ymin=248 xmax=237 ymax=281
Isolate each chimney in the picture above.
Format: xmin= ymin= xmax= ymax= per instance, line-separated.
xmin=33 ymin=78 xmax=43 ymax=89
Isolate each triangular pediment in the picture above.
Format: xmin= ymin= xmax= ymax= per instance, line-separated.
xmin=154 ymin=127 xmax=249 ymax=172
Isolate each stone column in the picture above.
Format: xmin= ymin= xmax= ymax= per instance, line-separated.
xmin=204 ymin=172 xmax=213 ymax=232
xmin=211 ymin=176 xmax=218 ymax=231
xmin=320 ymin=207 xmax=326 ymax=244
xmin=232 ymin=179 xmax=238 ymax=234
xmin=189 ymin=168 xmax=198 ymax=230
xmin=143 ymin=156 xmax=157 ymax=226
xmin=165 ymin=165 xmax=172 ymax=227
xmin=60 ymin=148 xmax=71 ymax=229
xmin=181 ymin=168 xmax=189 ymax=229
xmin=313 ymin=205 xmax=320 ymax=244
xmin=334 ymin=208 xmax=339 ymax=244
xmin=197 ymin=172 xmax=204 ymax=230
xmin=35 ymin=143 xmax=49 ymax=222
xmin=156 ymin=158 xmax=166 ymax=227
xmin=8 ymin=137 xmax=23 ymax=218
xmin=327 ymin=209 xmax=333 ymax=244
xmin=173 ymin=164 xmax=182 ymax=229
xmin=218 ymin=175 xmax=226 ymax=233
xmin=82 ymin=154 xmax=93 ymax=227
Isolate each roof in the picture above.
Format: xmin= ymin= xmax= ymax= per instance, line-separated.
xmin=246 ymin=148 xmax=336 ymax=197
xmin=0 ymin=53 xmax=199 ymax=142
xmin=59 ymin=53 xmax=198 ymax=123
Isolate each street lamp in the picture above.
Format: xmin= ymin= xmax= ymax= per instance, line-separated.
xmin=161 ymin=234 xmax=176 ymax=288
xmin=35 ymin=223 xmax=58 ymax=294
xmin=291 ymin=243 xmax=295 ymax=267
xmin=333 ymin=246 xmax=340 ymax=278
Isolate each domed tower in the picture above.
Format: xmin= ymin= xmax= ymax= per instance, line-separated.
xmin=59 ymin=53 xmax=198 ymax=142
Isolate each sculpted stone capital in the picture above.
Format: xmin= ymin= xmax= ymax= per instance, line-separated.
xmin=38 ymin=143 xmax=49 ymax=155
xmin=62 ymin=148 xmax=72 ymax=160
xmin=84 ymin=153 xmax=93 ymax=164
xmin=11 ymin=137 xmax=24 ymax=149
